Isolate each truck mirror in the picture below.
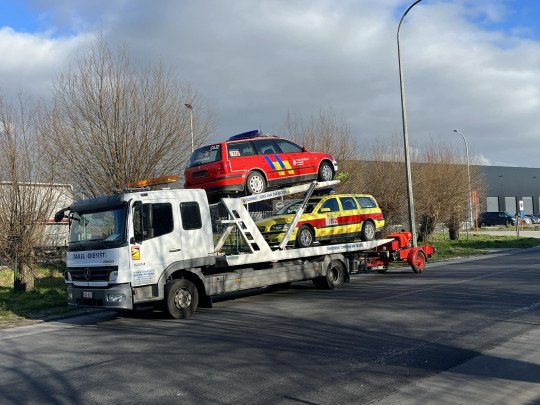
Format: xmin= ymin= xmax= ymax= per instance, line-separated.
xmin=54 ymin=208 xmax=67 ymax=223
xmin=133 ymin=201 xmax=144 ymax=243
xmin=142 ymin=203 xmax=154 ymax=239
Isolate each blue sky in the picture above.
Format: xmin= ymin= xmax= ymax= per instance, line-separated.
xmin=0 ymin=0 xmax=539 ymax=167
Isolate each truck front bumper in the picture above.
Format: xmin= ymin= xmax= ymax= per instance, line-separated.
xmin=67 ymin=283 xmax=133 ymax=310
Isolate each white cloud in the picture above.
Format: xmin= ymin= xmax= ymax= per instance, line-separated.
xmin=0 ymin=27 xmax=92 ymax=98
xmin=0 ymin=0 xmax=538 ymax=167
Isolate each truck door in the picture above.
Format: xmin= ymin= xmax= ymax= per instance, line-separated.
xmin=177 ymin=200 xmax=207 ymax=261
xmin=130 ymin=200 xmax=183 ymax=287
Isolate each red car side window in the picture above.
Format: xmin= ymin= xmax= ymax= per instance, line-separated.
xmin=228 ymin=141 xmax=255 ymax=157
xmin=253 ymin=139 xmax=279 ymax=155
xmin=275 ymin=139 xmax=303 ymax=153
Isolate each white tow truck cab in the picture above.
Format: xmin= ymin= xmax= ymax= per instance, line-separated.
xmin=57 ymin=177 xmax=392 ymax=318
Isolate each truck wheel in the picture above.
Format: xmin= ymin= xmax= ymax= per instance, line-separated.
xmin=245 ymin=171 xmax=266 ymax=194
xmin=317 ymin=161 xmax=334 ymax=182
xmin=296 ymin=225 xmax=314 ymax=248
xmin=313 ymin=260 xmax=345 ymax=290
xmin=360 ymin=220 xmax=376 ymax=241
xmin=165 ymin=279 xmax=199 ymax=319
xmin=409 ymin=250 xmax=426 ymax=273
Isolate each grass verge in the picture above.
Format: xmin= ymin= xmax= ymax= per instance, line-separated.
xmin=0 ymin=262 xmax=77 ymax=328
xmin=427 ymin=232 xmax=540 ymax=260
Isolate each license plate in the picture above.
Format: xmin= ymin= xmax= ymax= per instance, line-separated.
xmin=83 ymin=291 xmax=93 ymax=299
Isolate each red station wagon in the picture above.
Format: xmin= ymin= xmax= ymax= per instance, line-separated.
xmin=184 ymin=130 xmax=338 ymax=198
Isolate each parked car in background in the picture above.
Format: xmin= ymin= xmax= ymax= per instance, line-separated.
xmin=256 ymin=194 xmax=385 ymax=247
xmin=184 ymin=130 xmax=338 ymax=199
xmin=521 ymin=215 xmax=533 ymax=225
xmin=476 ymin=211 xmax=516 ymax=227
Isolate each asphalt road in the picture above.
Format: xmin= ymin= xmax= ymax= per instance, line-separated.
xmin=0 ymin=249 xmax=539 ymax=404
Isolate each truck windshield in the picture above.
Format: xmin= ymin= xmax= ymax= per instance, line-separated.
xmin=69 ymin=206 xmax=127 ymax=251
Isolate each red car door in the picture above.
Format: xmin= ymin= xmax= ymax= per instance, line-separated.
xmin=273 ymin=138 xmax=314 ymax=180
xmin=251 ymin=139 xmax=286 ymax=184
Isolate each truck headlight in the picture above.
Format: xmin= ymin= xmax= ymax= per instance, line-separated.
xmin=109 ymin=271 xmax=118 ymax=282
xmin=270 ymin=223 xmax=290 ymax=231
xmin=107 ymin=294 xmax=126 ymax=302
xmin=68 ymin=291 xmax=73 ymax=299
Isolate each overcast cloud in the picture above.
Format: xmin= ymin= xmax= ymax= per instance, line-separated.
xmin=0 ymin=0 xmax=539 ymax=167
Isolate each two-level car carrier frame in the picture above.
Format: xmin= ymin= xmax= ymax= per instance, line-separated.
xmin=59 ymin=179 xmax=433 ymax=319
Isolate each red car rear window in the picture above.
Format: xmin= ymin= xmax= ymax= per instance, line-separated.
xmin=188 ymin=144 xmax=222 ymax=167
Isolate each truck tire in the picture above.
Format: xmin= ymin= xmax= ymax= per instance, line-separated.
xmin=165 ymin=279 xmax=199 ymax=319
xmin=360 ymin=220 xmax=376 ymax=241
xmin=313 ymin=259 xmax=345 ymax=290
xmin=296 ymin=225 xmax=314 ymax=248
xmin=317 ymin=161 xmax=334 ymax=182
xmin=245 ymin=171 xmax=266 ymax=195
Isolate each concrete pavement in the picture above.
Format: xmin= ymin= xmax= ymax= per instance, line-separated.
xmin=376 ymin=326 xmax=540 ymax=404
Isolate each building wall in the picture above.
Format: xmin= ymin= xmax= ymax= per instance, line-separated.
xmin=478 ymin=165 xmax=540 ymax=215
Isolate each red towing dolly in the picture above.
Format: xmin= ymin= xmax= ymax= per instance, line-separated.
xmin=360 ymin=231 xmax=435 ymax=274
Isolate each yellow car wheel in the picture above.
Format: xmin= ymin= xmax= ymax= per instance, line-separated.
xmin=296 ymin=225 xmax=314 ymax=248
xmin=360 ymin=220 xmax=376 ymax=241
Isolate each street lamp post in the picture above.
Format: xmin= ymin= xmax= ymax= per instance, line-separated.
xmin=184 ymin=103 xmax=194 ymax=152
xmin=397 ymin=0 xmax=422 ymax=247
xmin=453 ymin=129 xmax=473 ymax=240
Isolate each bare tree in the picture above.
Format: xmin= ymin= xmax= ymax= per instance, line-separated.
xmin=284 ymin=107 xmax=361 ymax=193
xmin=43 ymin=37 xmax=215 ymax=198
xmin=361 ymin=139 xmax=408 ymax=232
xmin=0 ymin=92 xmax=65 ymax=291
xmin=360 ymin=137 xmax=485 ymax=241
xmin=412 ymin=141 xmax=487 ymax=241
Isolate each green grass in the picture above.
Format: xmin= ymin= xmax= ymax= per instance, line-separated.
xmin=427 ymin=232 xmax=540 ymax=260
xmin=0 ymin=262 xmax=71 ymax=326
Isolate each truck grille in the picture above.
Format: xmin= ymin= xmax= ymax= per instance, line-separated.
xmin=68 ymin=266 xmax=118 ymax=282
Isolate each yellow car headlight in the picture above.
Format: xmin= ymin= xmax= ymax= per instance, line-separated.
xmin=270 ymin=223 xmax=290 ymax=231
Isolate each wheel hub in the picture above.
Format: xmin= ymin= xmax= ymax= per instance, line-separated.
xmin=174 ymin=288 xmax=192 ymax=309
xmin=249 ymin=176 xmax=264 ymax=193
xmin=321 ymin=165 xmax=333 ymax=181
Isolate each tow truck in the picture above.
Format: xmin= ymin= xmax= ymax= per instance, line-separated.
xmin=56 ymin=177 xmax=433 ymax=318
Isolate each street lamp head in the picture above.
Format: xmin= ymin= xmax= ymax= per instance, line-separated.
xmin=184 ymin=103 xmax=193 ymax=110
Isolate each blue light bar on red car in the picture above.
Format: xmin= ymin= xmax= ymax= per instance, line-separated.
xmin=228 ymin=130 xmax=261 ymax=141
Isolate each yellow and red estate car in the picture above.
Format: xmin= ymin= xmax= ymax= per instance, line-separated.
xmin=256 ymin=194 xmax=385 ymax=248
xmin=184 ymin=130 xmax=338 ymax=199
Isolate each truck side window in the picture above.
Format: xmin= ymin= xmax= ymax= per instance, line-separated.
xmin=148 ymin=203 xmax=173 ymax=238
xmin=180 ymin=202 xmax=202 ymax=230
